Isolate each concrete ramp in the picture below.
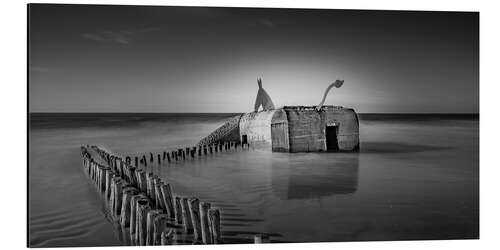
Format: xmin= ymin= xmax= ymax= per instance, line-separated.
xmin=197 ymin=115 xmax=242 ymax=146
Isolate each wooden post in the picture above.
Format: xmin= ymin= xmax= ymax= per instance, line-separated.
xmin=146 ymin=173 xmax=156 ymax=203
xmin=142 ymin=155 xmax=147 ymax=167
xmin=136 ymin=199 xmax=151 ymax=246
xmin=157 ymin=154 xmax=161 ymax=164
xmin=160 ymin=229 xmax=174 ymax=245
xmin=209 ymin=145 xmax=213 ymax=154
xmin=99 ymin=166 xmax=106 ymax=192
xmin=146 ymin=209 xmax=162 ymax=245
xmin=185 ymin=147 xmax=190 ymax=156
xmin=200 ymin=202 xmax=212 ymax=244
xmin=203 ymin=145 xmax=207 ymax=155
xmin=160 ymin=183 xmax=175 ymax=218
xmin=198 ymin=146 xmax=202 ymax=156
xmin=153 ymin=214 xmax=169 ymax=245
xmin=208 ymin=209 xmax=222 ymax=244
xmin=113 ymin=178 xmax=123 ymax=217
xmin=154 ymin=180 xmax=164 ymax=209
xmin=175 ymin=197 xmax=183 ymax=224
xmin=163 ymin=151 xmax=166 ymax=161
xmin=120 ymin=187 xmax=139 ymax=227
xmin=180 ymin=197 xmax=192 ymax=232
xmin=150 ymin=153 xmax=153 ymax=163
xmin=135 ymin=156 xmax=138 ymax=167
xmin=166 ymin=152 xmax=171 ymax=163
xmin=129 ymin=194 xmax=148 ymax=238
xmin=182 ymin=149 xmax=186 ymax=159
xmin=174 ymin=151 xmax=178 ymax=161
xmin=254 ymin=235 xmax=262 ymax=244
xmin=127 ymin=166 xmax=136 ymax=186
xmin=170 ymin=151 xmax=175 ymax=161
xmin=188 ymin=198 xmax=202 ymax=242
xmin=136 ymin=169 xmax=147 ymax=193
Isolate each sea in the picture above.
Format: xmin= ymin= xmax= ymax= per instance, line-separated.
xmin=28 ymin=113 xmax=479 ymax=247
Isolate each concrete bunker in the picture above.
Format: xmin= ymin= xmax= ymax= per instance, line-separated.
xmin=239 ymin=105 xmax=359 ymax=152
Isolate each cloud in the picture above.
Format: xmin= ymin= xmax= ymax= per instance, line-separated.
xmin=257 ymin=19 xmax=275 ymax=28
xmin=82 ymin=27 xmax=159 ymax=44
xmin=30 ymin=66 xmax=56 ymax=73
xmin=247 ymin=18 xmax=276 ymax=29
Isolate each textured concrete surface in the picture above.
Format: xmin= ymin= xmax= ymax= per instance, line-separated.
xmin=200 ymin=106 xmax=359 ymax=152
xmin=197 ymin=115 xmax=242 ymax=146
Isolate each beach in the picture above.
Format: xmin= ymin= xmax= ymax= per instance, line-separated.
xmin=28 ymin=113 xmax=479 ymax=247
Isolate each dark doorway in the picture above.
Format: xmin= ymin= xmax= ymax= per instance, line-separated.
xmin=242 ymin=135 xmax=248 ymax=145
xmin=325 ymin=126 xmax=339 ymax=151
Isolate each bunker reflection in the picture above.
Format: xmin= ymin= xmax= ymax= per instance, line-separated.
xmin=271 ymin=154 xmax=359 ymax=200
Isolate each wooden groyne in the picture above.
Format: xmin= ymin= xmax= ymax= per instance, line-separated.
xmin=125 ymin=141 xmax=249 ymax=168
xmin=80 ymin=145 xmax=223 ymax=245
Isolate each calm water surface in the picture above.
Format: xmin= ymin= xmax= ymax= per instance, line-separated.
xmin=28 ymin=113 xmax=479 ymax=247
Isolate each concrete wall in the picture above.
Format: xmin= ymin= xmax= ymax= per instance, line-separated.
xmin=239 ymin=110 xmax=277 ymax=147
xmin=210 ymin=106 xmax=359 ymax=152
xmin=197 ymin=115 xmax=242 ymax=146
xmin=322 ymin=107 xmax=359 ymax=151
xmin=283 ymin=106 xmax=359 ymax=152
xmin=285 ymin=108 xmax=326 ymax=152
xmin=270 ymin=109 xmax=290 ymax=152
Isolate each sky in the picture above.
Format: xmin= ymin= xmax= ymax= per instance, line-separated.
xmin=28 ymin=4 xmax=479 ymax=113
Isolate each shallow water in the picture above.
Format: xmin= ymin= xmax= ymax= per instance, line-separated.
xmin=28 ymin=113 xmax=479 ymax=247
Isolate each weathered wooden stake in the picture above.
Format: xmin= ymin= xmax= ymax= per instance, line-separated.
xmin=166 ymin=152 xmax=171 ymax=163
xmin=112 ymin=178 xmax=123 ymax=217
xmin=254 ymin=234 xmax=270 ymax=243
xmin=129 ymin=194 xmax=148 ymax=237
xmin=136 ymin=199 xmax=151 ymax=246
xmin=160 ymin=183 xmax=175 ymax=218
xmin=146 ymin=209 xmax=162 ymax=245
xmin=175 ymin=197 xmax=183 ymax=224
xmin=188 ymin=198 xmax=202 ymax=242
xmin=146 ymin=173 xmax=155 ymax=201
xmin=157 ymin=154 xmax=161 ymax=164
xmin=200 ymin=202 xmax=212 ymax=244
xmin=120 ymin=187 xmax=139 ymax=227
xmin=198 ymin=146 xmax=202 ymax=156
xmin=208 ymin=209 xmax=222 ymax=244
xmin=153 ymin=214 xmax=169 ymax=245
xmin=135 ymin=156 xmax=138 ymax=167
xmin=181 ymin=197 xmax=193 ymax=232
xmin=160 ymin=229 xmax=174 ymax=245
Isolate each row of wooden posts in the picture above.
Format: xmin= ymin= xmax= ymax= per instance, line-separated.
xmin=81 ymin=145 xmax=222 ymax=245
xmin=125 ymin=141 xmax=248 ymax=168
